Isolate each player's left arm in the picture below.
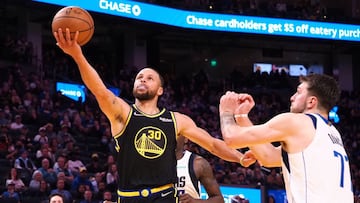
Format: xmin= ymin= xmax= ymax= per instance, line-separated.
xmin=175 ymin=112 xmax=255 ymax=166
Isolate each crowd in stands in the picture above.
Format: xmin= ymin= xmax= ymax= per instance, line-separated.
xmin=0 ymin=34 xmax=34 ymax=65
xmin=1 ymin=33 xmax=360 ymax=203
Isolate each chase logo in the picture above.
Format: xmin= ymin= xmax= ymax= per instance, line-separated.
xmin=56 ymin=82 xmax=86 ymax=103
xmin=99 ymin=0 xmax=141 ymax=16
xmin=134 ymin=126 xmax=166 ymax=159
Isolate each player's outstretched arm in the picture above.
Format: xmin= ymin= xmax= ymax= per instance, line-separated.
xmin=233 ymin=94 xmax=282 ymax=167
xmin=175 ymin=112 xmax=255 ymax=166
xmin=53 ymin=28 xmax=130 ymax=125
xmin=219 ymin=92 xmax=299 ymax=167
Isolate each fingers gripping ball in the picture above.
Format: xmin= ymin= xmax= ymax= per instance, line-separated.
xmin=52 ymin=6 xmax=94 ymax=46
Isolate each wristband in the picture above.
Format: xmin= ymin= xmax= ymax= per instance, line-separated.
xmin=240 ymin=156 xmax=244 ymax=166
xmin=234 ymin=114 xmax=248 ymax=118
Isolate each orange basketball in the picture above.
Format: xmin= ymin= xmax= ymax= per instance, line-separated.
xmin=52 ymin=6 xmax=94 ymax=46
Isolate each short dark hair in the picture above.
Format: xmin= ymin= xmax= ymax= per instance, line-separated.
xmin=300 ymin=74 xmax=340 ymax=112
xmin=49 ymin=193 xmax=64 ymax=201
xmin=142 ymin=66 xmax=165 ymax=87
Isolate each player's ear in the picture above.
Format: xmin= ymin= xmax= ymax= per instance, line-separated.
xmin=157 ymin=86 xmax=163 ymax=96
xmin=307 ymin=96 xmax=317 ymax=108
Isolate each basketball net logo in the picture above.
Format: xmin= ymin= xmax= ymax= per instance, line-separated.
xmin=134 ymin=126 xmax=167 ymax=159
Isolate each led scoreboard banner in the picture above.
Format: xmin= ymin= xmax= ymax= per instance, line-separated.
xmin=33 ymin=0 xmax=360 ymax=42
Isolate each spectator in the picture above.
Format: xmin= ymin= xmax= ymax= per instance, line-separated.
xmin=33 ymin=126 xmax=49 ymax=148
xmin=4 ymin=138 xmax=18 ymax=162
xmin=22 ymin=107 xmax=39 ymax=126
xmin=67 ymin=151 xmax=86 ymax=176
xmin=251 ymin=164 xmax=266 ymax=186
xmin=72 ymin=184 xmax=87 ymax=202
xmin=54 ymin=155 xmax=74 ymax=188
xmin=89 ymin=172 xmax=105 ymax=199
xmin=5 ymin=168 xmax=26 ymax=192
xmin=0 ymin=108 xmax=10 ymax=126
xmin=58 ymin=140 xmax=75 ymax=158
xmin=56 ymin=123 xmax=76 ymax=146
xmin=71 ymin=167 xmax=94 ymax=194
xmin=86 ymin=153 xmax=105 ymax=174
xmin=28 ymin=180 xmax=51 ymax=202
xmin=50 ymin=179 xmax=73 ymax=203
xmin=9 ymin=114 xmax=24 ymax=131
xmin=265 ymin=168 xmax=284 ymax=189
xmin=13 ymin=149 xmax=37 ymax=185
xmin=49 ymin=137 xmax=63 ymax=158
xmin=95 ymin=181 xmax=107 ymax=201
xmin=1 ymin=181 xmax=20 ymax=203
xmin=18 ymin=126 xmax=34 ymax=152
xmin=79 ymin=189 xmax=98 ymax=203
xmin=45 ymin=123 xmax=57 ymax=140
xmin=0 ymin=133 xmax=9 ymax=158
xmin=100 ymin=126 xmax=113 ymax=152
xmin=105 ymin=163 xmax=118 ymax=192
xmin=36 ymin=143 xmax=56 ymax=165
xmin=101 ymin=190 xmax=116 ymax=203
xmin=102 ymin=154 xmax=115 ymax=173
xmin=37 ymin=157 xmax=58 ymax=188
xmin=29 ymin=170 xmax=43 ymax=191
xmin=59 ymin=115 xmax=72 ymax=130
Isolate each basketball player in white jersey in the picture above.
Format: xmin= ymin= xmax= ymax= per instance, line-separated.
xmin=176 ymin=136 xmax=224 ymax=203
xmin=219 ymin=74 xmax=354 ymax=203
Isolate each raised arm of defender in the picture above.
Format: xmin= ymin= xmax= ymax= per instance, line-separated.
xmin=219 ymin=92 xmax=282 ymax=167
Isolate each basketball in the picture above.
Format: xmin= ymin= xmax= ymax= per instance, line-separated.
xmin=52 ymin=6 xmax=94 ymax=46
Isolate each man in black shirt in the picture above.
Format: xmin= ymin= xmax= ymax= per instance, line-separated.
xmin=53 ymin=28 xmax=256 ymax=203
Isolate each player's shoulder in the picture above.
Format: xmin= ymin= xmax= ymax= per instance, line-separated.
xmin=172 ymin=111 xmax=193 ymax=123
xmin=267 ymin=113 xmax=313 ymax=133
xmin=272 ymin=112 xmax=310 ymax=122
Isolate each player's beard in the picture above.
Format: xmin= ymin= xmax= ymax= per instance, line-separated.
xmin=133 ymin=89 xmax=156 ymax=101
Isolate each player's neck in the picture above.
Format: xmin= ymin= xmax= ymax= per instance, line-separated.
xmin=134 ymin=100 xmax=160 ymax=115
xmin=303 ymin=109 xmax=328 ymax=120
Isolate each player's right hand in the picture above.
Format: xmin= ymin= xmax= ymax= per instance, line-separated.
xmin=241 ymin=150 xmax=257 ymax=167
xmin=234 ymin=93 xmax=255 ymax=115
xmin=53 ymin=28 xmax=82 ymax=57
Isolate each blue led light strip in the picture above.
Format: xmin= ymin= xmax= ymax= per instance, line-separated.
xmin=33 ymin=0 xmax=360 ymax=42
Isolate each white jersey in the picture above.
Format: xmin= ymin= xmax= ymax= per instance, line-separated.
xmin=281 ymin=113 xmax=353 ymax=203
xmin=176 ymin=150 xmax=201 ymax=198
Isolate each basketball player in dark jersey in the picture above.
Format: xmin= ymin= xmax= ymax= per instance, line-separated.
xmin=53 ymin=29 xmax=256 ymax=203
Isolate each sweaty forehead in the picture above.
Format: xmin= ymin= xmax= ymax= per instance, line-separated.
xmin=297 ymin=82 xmax=308 ymax=92
xmin=51 ymin=196 xmax=62 ymax=202
xmin=137 ymin=68 xmax=159 ymax=77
